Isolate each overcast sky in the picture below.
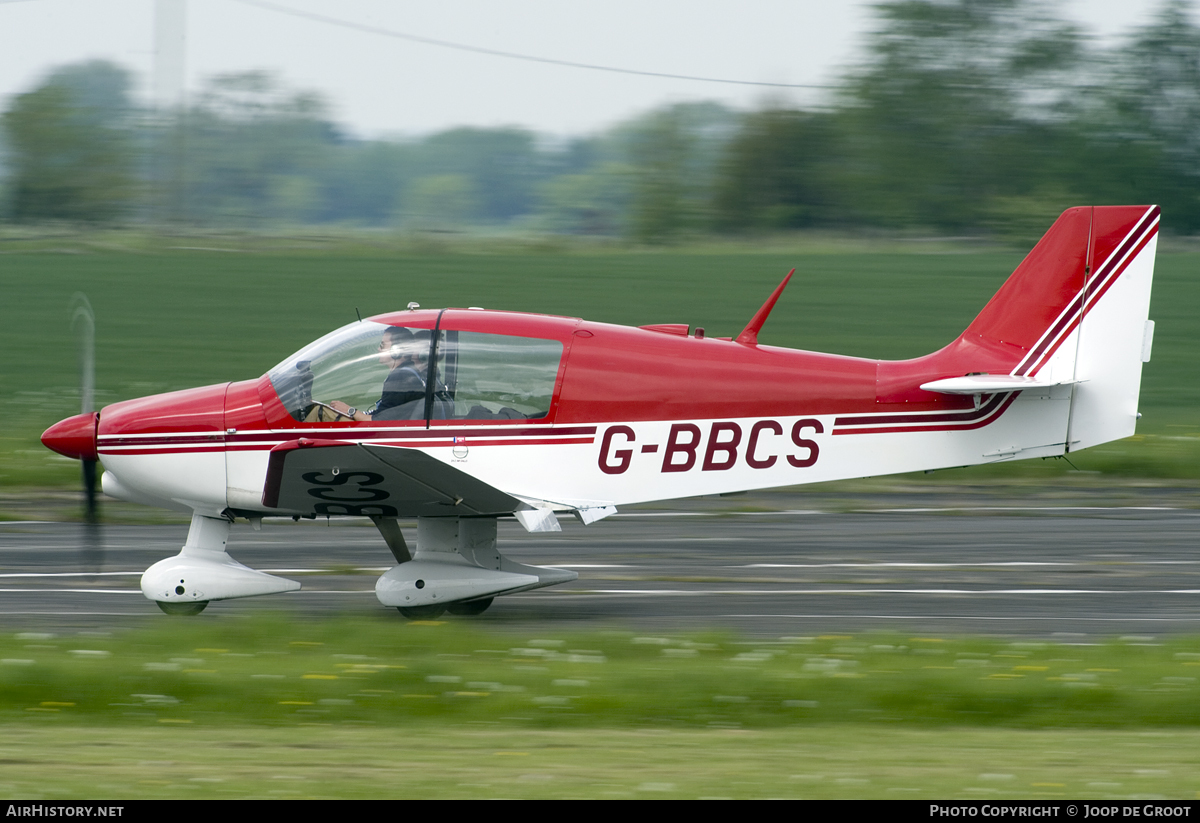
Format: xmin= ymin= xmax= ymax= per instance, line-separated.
xmin=0 ymin=0 xmax=1180 ymax=139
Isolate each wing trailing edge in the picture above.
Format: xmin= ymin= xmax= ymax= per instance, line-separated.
xmin=262 ymin=439 xmax=521 ymax=517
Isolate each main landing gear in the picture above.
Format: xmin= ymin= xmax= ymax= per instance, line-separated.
xmin=139 ymin=512 xmax=575 ymax=617
xmin=373 ymin=516 xmax=574 ymax=619
xmin=141 ymin=513 xmax=300 ymax=615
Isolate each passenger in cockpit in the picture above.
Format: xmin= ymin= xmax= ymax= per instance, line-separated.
xmin=326 ymin=326 xmax=426 ymax=421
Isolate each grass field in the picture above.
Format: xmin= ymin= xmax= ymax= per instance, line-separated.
xmin=2 ymin=233 xmax=1198 ymax=490
xmin=2 ymin=617 xmax=1200 ymax=798
xmin=5 ymin=724 xmax=1198 ymax=799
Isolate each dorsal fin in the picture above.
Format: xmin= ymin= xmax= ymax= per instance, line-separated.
xmin=735 ymin=269 xmax=794 ymax=346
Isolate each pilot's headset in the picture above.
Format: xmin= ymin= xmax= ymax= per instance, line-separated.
xmin=412 ymin=329 xmax=433 ymax=359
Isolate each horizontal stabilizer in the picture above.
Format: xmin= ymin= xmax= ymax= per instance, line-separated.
xmin=919 ymin=374 xmax=1075 ymax=395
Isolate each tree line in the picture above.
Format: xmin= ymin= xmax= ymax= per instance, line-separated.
xmin=3 ymin=0 xmax=1199 ymax=241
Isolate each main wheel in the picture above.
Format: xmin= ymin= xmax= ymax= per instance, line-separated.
xmin=157 ymin=600 xmax=208 ymax=615
xmin=447 ymin=597 xmax=494 ymax=616
xmin=397 ymin=604 xmax=446 ymax=619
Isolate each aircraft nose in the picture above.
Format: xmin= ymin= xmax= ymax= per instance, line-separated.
xmin=41 ymin=412 xmax=99 ymax=461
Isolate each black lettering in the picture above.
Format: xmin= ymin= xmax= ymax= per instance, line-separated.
xmin=746 ymin=420 xmax=782 ymax=468
xmin=598 ymin=426 xmax=635 ymax=475
xmin=302 ymin=471 xmax=389 ymax=502
xmin=788 ymin=419 xmax=823 ymax=468
xmin=662 ymin=423 xmax=701 ymax=473
xmin=702 ymin=422 xmax=742 ymax=471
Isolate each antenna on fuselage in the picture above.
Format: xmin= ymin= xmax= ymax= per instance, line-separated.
xmin=735 ymin=269 xmax=795 ymax=346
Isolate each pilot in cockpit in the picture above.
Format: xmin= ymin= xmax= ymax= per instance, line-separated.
xmin=324 ymin=326 xmax=426 ymax=422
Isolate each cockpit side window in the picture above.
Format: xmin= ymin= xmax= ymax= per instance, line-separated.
xmin=433 ymin=331 xmax=562 ymax=420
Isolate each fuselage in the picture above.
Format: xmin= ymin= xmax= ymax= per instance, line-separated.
xmin=72 ymin=307 xmax=1035 ymax=519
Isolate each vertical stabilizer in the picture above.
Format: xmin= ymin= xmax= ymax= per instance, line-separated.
xmin=951 ymin=206 xmax=1158 ymax=451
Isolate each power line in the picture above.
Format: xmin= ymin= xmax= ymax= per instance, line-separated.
xmin=230 ymin=0 xmax=834 ymax=90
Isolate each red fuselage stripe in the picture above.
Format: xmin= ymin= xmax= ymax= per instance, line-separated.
xmin=833 ymin=390 xmax=1008 ymax=429
xmin=99 ymin=436 xmax=598 ymax=456
xmin=831 ymin=394 xmax=1019 ymax=435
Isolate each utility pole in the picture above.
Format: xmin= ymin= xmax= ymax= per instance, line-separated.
xmin=154 ymin=0 xmax=187 ymax=224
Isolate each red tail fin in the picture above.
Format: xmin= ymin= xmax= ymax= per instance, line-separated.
xmin=964 ymin=205 xmax=1159 ymax=377
xmin=877 ymin=206 xmax=1159 ymax=403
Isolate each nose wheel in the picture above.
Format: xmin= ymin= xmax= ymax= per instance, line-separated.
xmin=157 ymin=600 xmax=209 ymax=615
xmin=397 ymin=597 xmax=493 ymax=619
xmin=447 ymin=597 xmax=493 ymax=616
xmin=397 ymin=604 xmax=446 ymax=619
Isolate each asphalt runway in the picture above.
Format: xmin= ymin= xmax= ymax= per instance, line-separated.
xmin=3 ymin=487 xmax=1200 ymax=638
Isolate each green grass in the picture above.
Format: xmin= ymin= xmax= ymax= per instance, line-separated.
xmin=4 ymin=617 xmax=1200 ymax=798
xmin=2 ymin=238 xmax=1197 ymax=488
xmin=5 ymin=617 xmax=1200 ymax=730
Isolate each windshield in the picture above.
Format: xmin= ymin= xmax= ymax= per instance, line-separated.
xmin=269 ymin=321 xmax=404 ymax=421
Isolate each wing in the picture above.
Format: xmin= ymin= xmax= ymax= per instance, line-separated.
xmin=262 ymin=439 xmax=521 ymax=518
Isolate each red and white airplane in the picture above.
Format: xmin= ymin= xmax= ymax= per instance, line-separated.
xmin=42 ymin=206 xmax=1159 ymax=617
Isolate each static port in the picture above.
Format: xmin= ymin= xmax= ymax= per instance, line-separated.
xmin=415 ymin=579 xmax=425 ymax=589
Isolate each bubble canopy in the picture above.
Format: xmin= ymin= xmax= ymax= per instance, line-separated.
xmin=268 ymin=320 xmax=565 ymax=423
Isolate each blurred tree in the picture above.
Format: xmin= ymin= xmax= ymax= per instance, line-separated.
xmin=624 ymin=102 xmax=737 ymax=243
xmin=840 ymin=0 xmax=1086 ymax=231
xmin=984 ymin=182 xmax=1086 ymax=245
xmin=314 ymin=140 xmax=412 ymax=225
xmin=411 ymin=128 xmax=544 ymax=223
xmin=267 ymin=175 xmax=321 ymax=224
xmin=535 ymin=163 xmax=632 ymax=235
xmin=401 ymin=174 xmax=478 ymax=230
xmin=627 ymin=110 xmax=690 ymax=243
xmin=1097 ymin=0 xmax=1200 ymax=232
xmin=169 ymin=71 xmax=339 ymax=225
xmin=713 ymin=109 xmax=845 ymax=232
xmin=42 ymin=61 xmax=134 ymax=118
xmin=1 ymin=61 xmax=137 ymax=222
